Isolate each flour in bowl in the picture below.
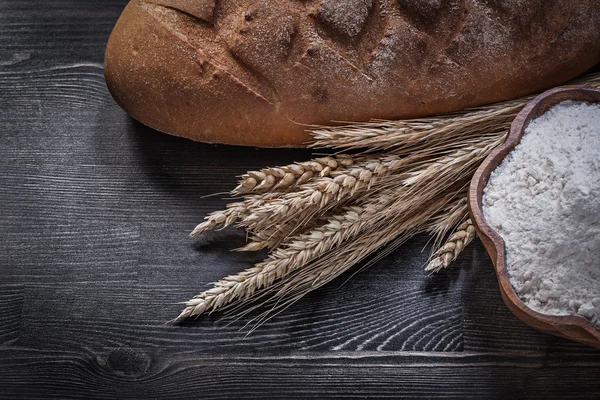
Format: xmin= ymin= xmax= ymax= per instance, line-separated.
xmin=483 ymin=100 xmax=600 ymax=327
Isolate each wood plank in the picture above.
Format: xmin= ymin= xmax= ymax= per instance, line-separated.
xmin=0 ymin=0 xmax=127 ymax=68
xmin=2 ymin=1 xmax=600 ymax=398
xmin=0 ymin=59 xmax=598 ymax=355
xmin=0 ymin=285 xmax=23 ymax=345
xmin=0 ymin=347 xmax=599 ymax=399
xmin=8 ymin=234 xmax=463 ymax=353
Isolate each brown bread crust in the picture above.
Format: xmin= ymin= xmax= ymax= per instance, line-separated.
xmin=104 ymin=0 xmax=600 ymax=147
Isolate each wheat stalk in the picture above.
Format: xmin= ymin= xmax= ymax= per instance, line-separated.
xmin=311 ymin=104 xmax=520 ymax=152
xmin=182 ymin=143 xmax=493 ymax=319
xmin=182 ymin=133 xmax=503 ymax=318
xmin=180 ymin=72 xmax=600 ymax=323
xmin=180 ymin=175 xmax=473 ymax=319
xmin=311 ymin=72 xmax=600 ymax=153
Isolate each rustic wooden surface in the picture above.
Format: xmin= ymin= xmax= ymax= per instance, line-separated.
xmin=1 ymin=1 xmax=599 ymax=399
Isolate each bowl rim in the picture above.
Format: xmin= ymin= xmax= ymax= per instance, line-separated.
xmin=468 ymin=85 xmax=600 ymax=346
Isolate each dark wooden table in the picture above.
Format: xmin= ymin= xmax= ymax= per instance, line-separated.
xmin=1 ymin=1 xmax=599 ymax=398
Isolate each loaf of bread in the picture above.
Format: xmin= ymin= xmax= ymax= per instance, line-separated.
xmin=104 ymin=0 xmax=600 ymax=147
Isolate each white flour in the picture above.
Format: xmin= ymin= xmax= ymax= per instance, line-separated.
xmin=483 ymin=100 xmax=600 ymax=327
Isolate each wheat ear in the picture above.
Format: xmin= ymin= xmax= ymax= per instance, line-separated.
xmin=242 ymin=192 xmax=467 ymax=325
xmin=239 ymin=154 xmax=428 ymax=233
xmin=233 ymin=156 xmax=357 ymax=195
xmin=189 ymin=193 xmax=281 ymax=237
xmin=178 ymin=191 xmax=399 ymax=319
xmin=180 ymin=175 xmax=469 ymax=320
xmin=425 ymin=219 xmax=476 ymax=272
xmin=191 ymin=155 xmax=391 ymax=237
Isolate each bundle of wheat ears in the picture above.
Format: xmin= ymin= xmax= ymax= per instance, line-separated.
xmin=176 ymin=73 xmax=600 ymax=323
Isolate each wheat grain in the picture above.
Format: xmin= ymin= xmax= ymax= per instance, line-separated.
xmin=190 ymin=208 xmax=238 ymax=237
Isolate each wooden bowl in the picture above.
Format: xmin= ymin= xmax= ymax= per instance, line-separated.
xmin=469 ymin=86 xmax=600 ymax=349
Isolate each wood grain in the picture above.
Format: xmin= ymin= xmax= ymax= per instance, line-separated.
xmin=5 ymin=233 xmax=463 ymax=354
xmin=1 ymin=1 xmax=600 ymax=398
xmin=1 ymin=347 xmax=600 ymax=399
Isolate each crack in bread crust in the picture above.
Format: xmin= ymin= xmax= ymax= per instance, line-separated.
xmin=145 ymin=0 xmax=216 ymax=23
xmin=140 ymin=1 xmax=280 ymax=106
